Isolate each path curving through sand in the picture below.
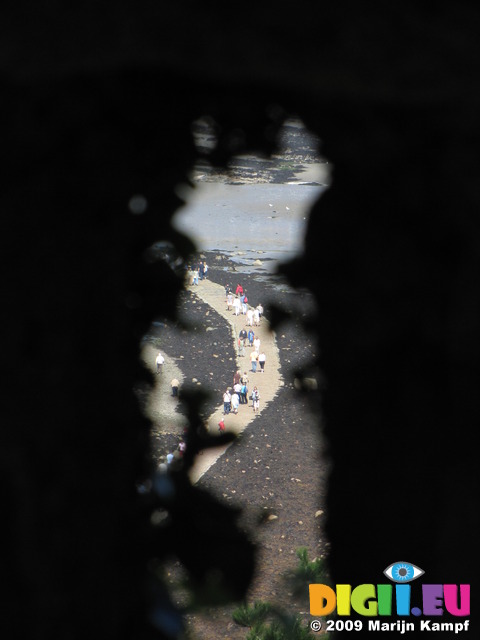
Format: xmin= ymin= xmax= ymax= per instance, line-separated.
xmin=187 ymin=279 xmax=283 ymax=482
xmin=142 ymin=278 xmax=284 ymax=483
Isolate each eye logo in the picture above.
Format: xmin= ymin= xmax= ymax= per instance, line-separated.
xmin=384 ymin=561 xmax=424 ymax=583
xmin=309 ymin=562 xmax=470 ymax=620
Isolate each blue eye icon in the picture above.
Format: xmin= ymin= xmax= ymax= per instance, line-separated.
xmin=383 ymin=561 xmax=424 ymax=583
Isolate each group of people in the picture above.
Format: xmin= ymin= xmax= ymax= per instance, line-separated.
xmin=166 ymin=438 xmax=187 ymax=464
xmin=186 ymin=260 xmax=209 ymax=285
xmin=225 ymin=283 xmax=263 ymax=324
xmin=158 ymin=276 xmax=268 ymax=457
xmin=220 ymin=369 xmax=261 ymax=426
xmin=225 ymin=282 xmax=267 ymax=371
xmin=237 ymin=329 xmax=266 ymax=372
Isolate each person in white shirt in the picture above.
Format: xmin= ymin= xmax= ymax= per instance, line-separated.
xmin=155 ymin=352 xmax=165 ymax=373
xmin=258 ymin=351 xmax=266 ymax=373
xmin=246 ymin=308 xmax=254 ymax=326
xmin=223 ymin=389 xmax=232 ymax=414
xmin=233 ymin=296 xmax=241 ymax=316
xmin=231 ymin=391 xmax=239 ymax=414
xmin=253 ymin=337 xmax=261 ymax=353
xmin=253 ymin=308 xmax=260 ymax=326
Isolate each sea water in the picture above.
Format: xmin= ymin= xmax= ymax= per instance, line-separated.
xmin=172 ymin=176 xmax=328 ymax=274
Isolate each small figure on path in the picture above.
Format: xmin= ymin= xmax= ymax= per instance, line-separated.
xmin=231 ymin=390 xmax=239 ymax=414
xmin=237 ymin=338 xmax=245 ymax=357
xmin=226 ymin=291 xmax=234 ymax=310
xmin=252 ymin=386 xmax=260 ymax=413
xmin=218 ymin=419 xmax=225 ymax=432
xmin=253 ymin=336 xmax=261 ymax=353
xmin=253 ymin=307 xmax=260 ymax=326
xmin=247 ymin=328 xmax=255 ymax=347
xmin=234 ymin=381 xmax=242 ymax=400
xmin=258 ymin=351 xmax=266 ymax=373
xmin=239 ymin=328 xmax=247 ymax=345
xmin=240 ymin=381 xmax=248 ymax=404
xmin=241 ymin=293 xmax=248 ymax=314
xmin=250 ymin=349 xmax=259 ymax=373
xmin=223 ymin=389 xmax=232 ymax=415
xmin=171 ymin=377 xmax=180 ymax=396
xmin=233 ymin=370 xmax=241 ymax=386
xmin=246 ymin=308 xmax=254 ymax=326
xmin=156 ymin=352 xmax=165 ymax=374
xmin=235 ymin=283 xmax=243 ymax=296
xmin=233 ymin=296 xmax=241 ymax=316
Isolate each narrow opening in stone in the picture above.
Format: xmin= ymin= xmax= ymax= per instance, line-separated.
xmin=137 ymin=116 xmax=334 ymax=623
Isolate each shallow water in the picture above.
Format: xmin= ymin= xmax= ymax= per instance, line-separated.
xmin=172 ymin=171 xmax=328 ymax=274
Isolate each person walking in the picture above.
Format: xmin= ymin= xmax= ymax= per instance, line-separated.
xmin=237 ymin=338 xmax=245 ymax=357
xmin=223 ymin=389 xmax=231 ymax=415
xmin=234 ymin=381 xmax=242 ymax=399
xmin=258 ymin=351 xmax=266 ymax=373
xmin=253 ymin=308 xmax=260 ymax=326
xmin=231 ymin=390 xmax=239 ymax=414
xmin=218 ymin=419 xmax=225 ymax=433
xmin=203 ymin=261 xmax=208 ymax=279
xmin=251 ymin=386 xmax=260 ymax=414
xmin=226 ymin=291 xmax=234 ymax=311
xmin=171 ymin=377 xmax=180 ymax=396
xmin=233 ymin=296 xmax=241 ymax=316
xmin=233 ymin=370 xmax=241 ymax=386
xmin=155 ymin=352 xmax=165 ymax=374
xmin=241 ymin=293 xmax=248 ymax=314
xmin=240 ymin=381 xmax=248 ymax=405
xmin=186 ymin=266 xmax=194 ymax=286
xmin=253 ymin=336 xmax=261 ymax=353
xmin=250 ymin=349 xmax=258 ymax=373
xmin=246 ymin=308 xmax=254 ymax=326
xmin=247 ymin=328 xmax=255 ymax=347
xmin=239 ymin=328 xmax=247 ymax=345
